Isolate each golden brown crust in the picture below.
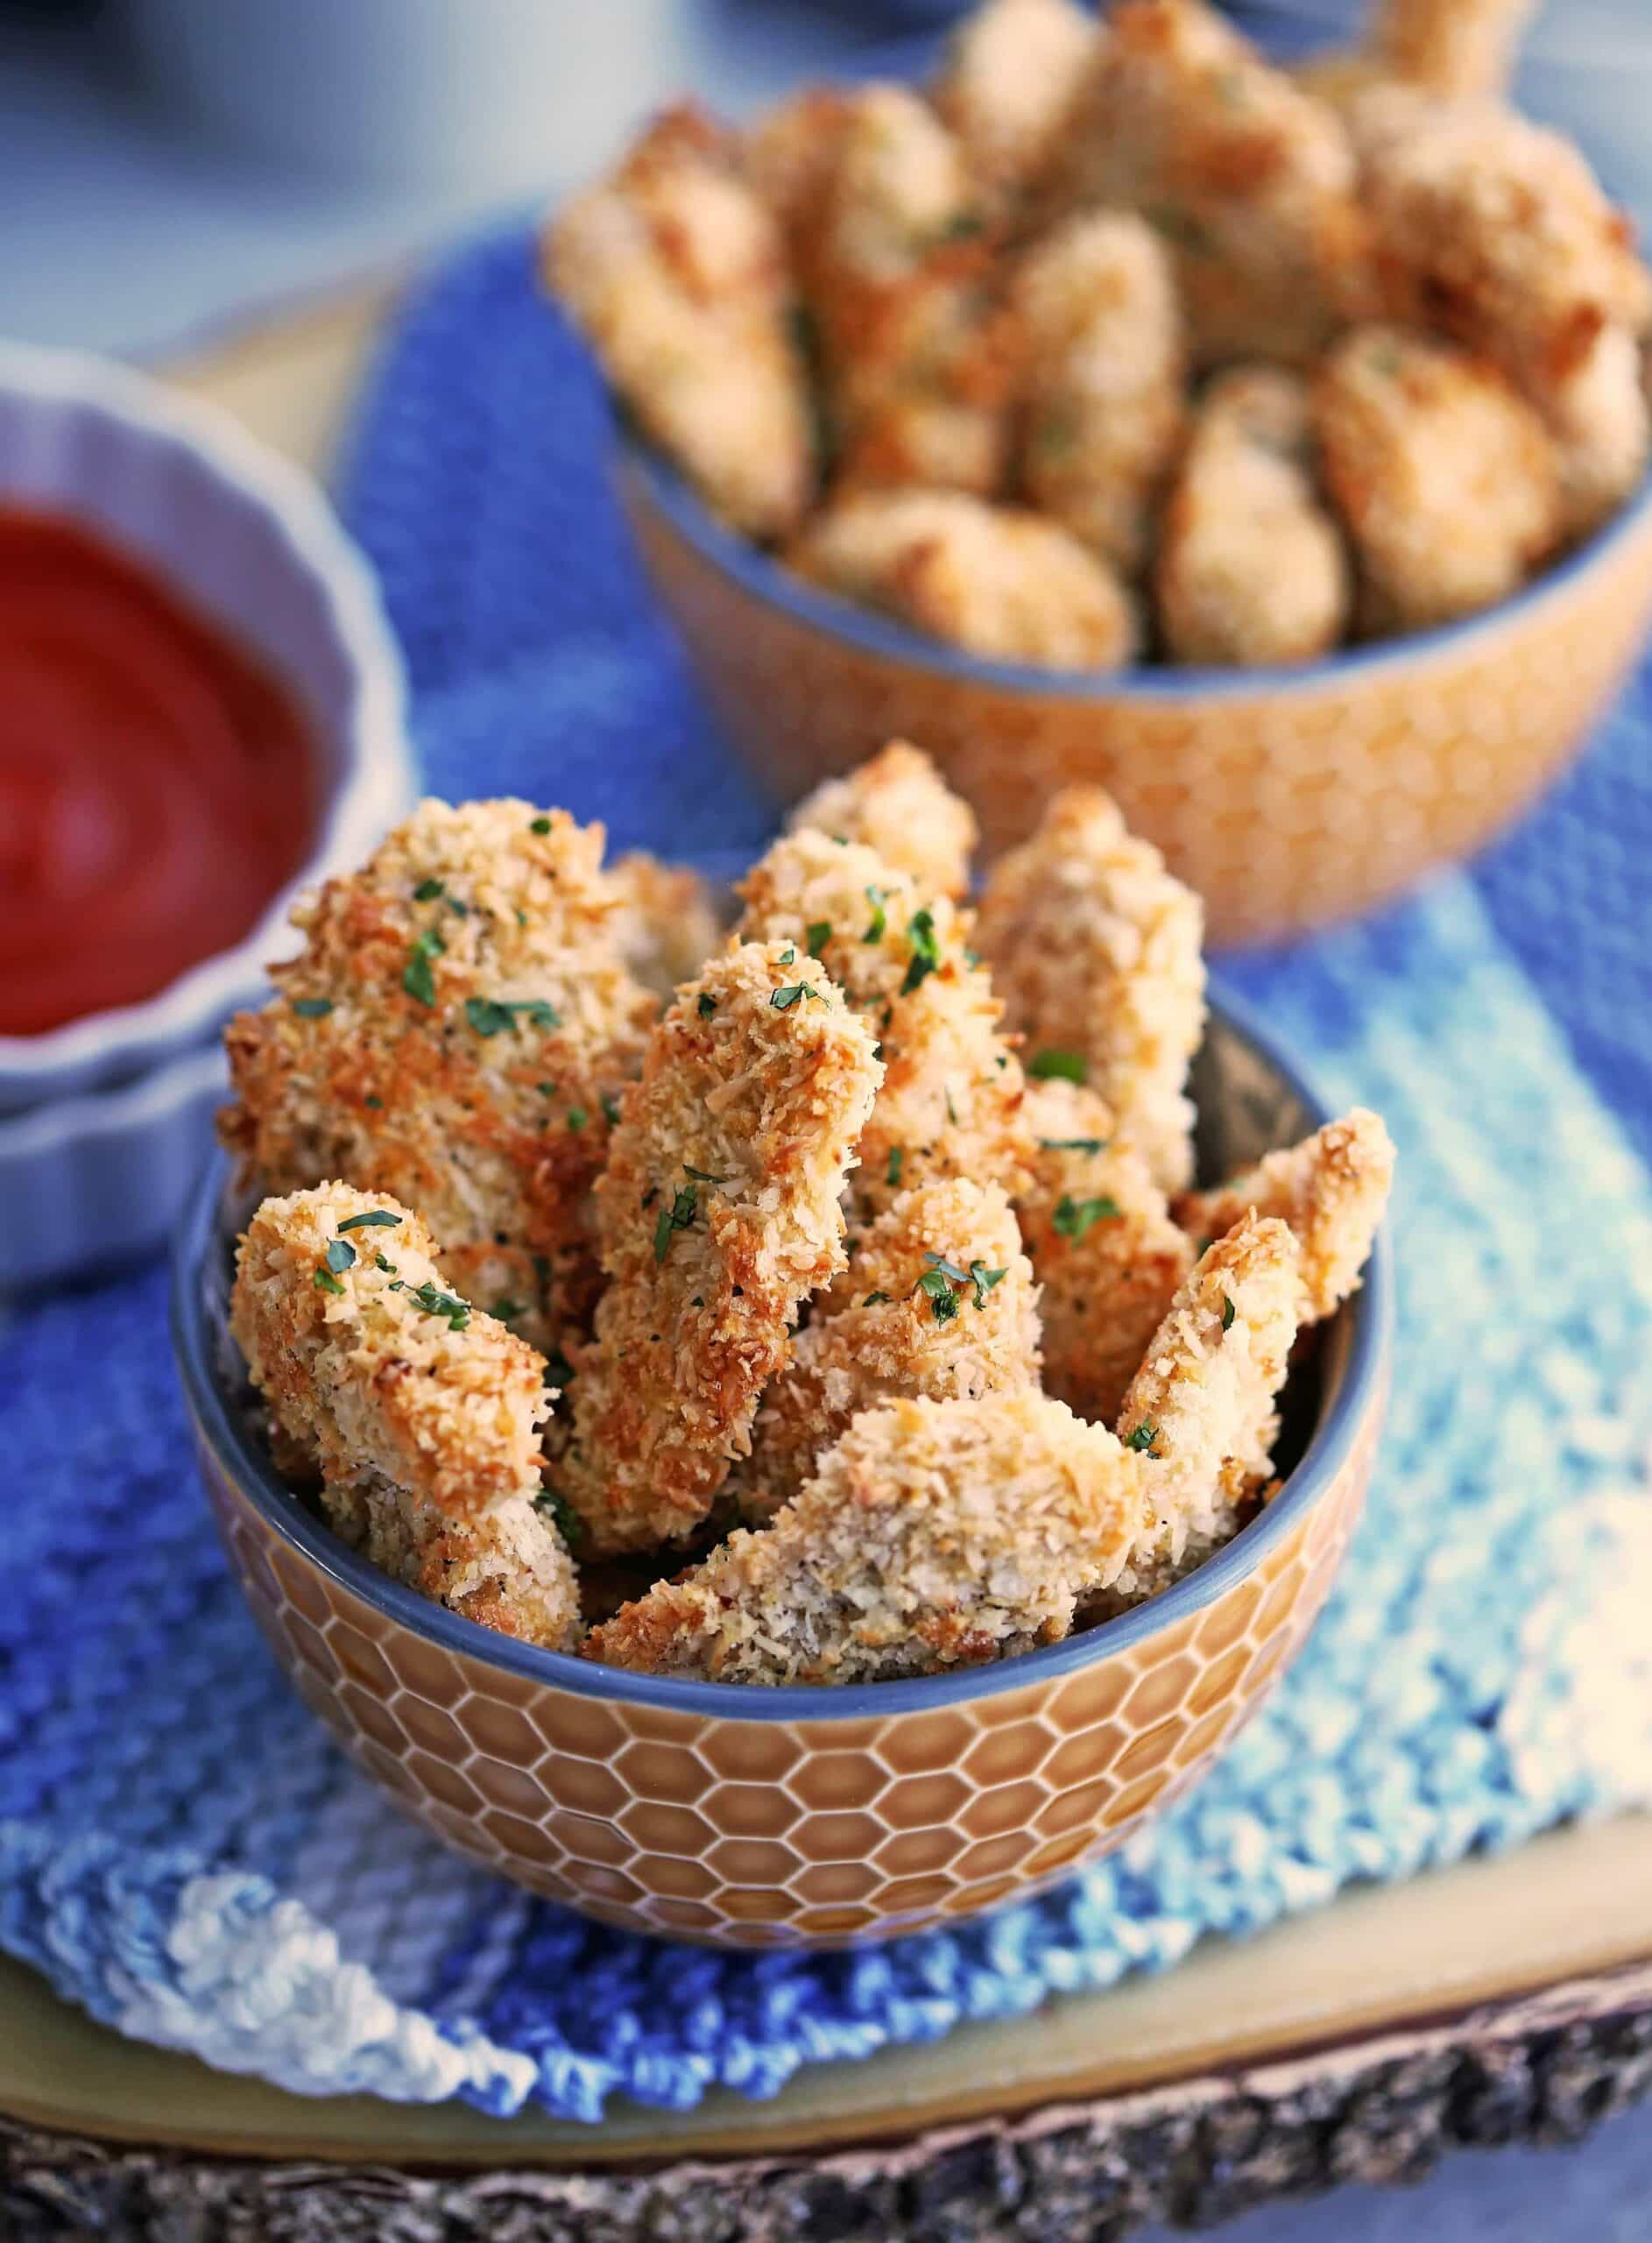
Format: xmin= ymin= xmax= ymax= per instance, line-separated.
xmin=787 ymin=740 xmax=978 ymax=901
xmin=930 ymin=0 xmax=1100 ymax=218
xmin=976 ymin=787 xmax=1205 ymax=1192
xmin=1373 ymin=0 xmax=1536 ymax=102
xmin=731 ymin=1177 xmax=1041 ymax=1521
xmin=218 ymin=798 xmax=654 ymax=1358
xmin=554 ymin=939 xmax=882 ymax=1553
xmin=1017 ymin=1080 xmax=1195 ymax=1426
xmin=584 ymin=1391 xmax=1152 ymax=1685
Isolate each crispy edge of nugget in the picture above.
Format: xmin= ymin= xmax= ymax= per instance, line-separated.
xmin=730 ymin=1177 xmax=1041 ymax=1522
xmin=584 ymin=1390 xmax=1150 ymax=1684
xmin=606 ymin=852 xmax=724 ymax=1001
xmin=1111 ymin=1213 xmax=1303 ymax=1603
xmin=1018 ymin=1079 xmax=1196 ymax=1428
xmin=975 ymin=787 xmax=1205 ymax=1193
xmin=1175 ymin=1107 xmax=1394 ymax=1323
xmin=930 ymin=0 xmax=1101 ymax=215
xmin=556 ymin=938 xmax=882 ymax=1553
xmin=787 ymin=740 xmax=978 ymax=902
xmin=1373 ymin=0 xmax=1536 ymax=103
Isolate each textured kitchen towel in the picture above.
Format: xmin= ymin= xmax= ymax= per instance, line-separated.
xmin=3 ymin=228 xmax=1652 ymax=2121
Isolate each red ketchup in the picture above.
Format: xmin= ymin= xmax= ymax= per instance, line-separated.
xmin=0 ymin=509 xmax=319 ymax=1037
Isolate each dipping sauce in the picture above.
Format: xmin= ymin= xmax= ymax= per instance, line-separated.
xmin=0 ymin=508 xmax=319 ymax=1037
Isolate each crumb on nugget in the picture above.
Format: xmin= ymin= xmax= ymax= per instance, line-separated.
xmin=977 ymin=787 xmax=1205 ymax=1192
xmin=585 ymin=1391 xmax=1151 ymax=1685
xmin=790 ymin=489 xmax=1136 ymax=670
xmin=554 ymin=938 xmax=882 ymax=1554
xmin=731 ymin=1177 xmax=1041 ymax=1522
xmin=229 ymin=1182 xmax=578 ymax=1649
xmin=788 ymin=739 xmax=978 ymax=902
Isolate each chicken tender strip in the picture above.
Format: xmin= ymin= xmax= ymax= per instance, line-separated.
xmin=731 ymin=1177 xmax=1041 ymax=1522
xmin=787 ymin=740 xmax=978 ymax=902
xmin=229 ymin=1183 xmax=578 ymax=1649
xmin=555 ymin=939 xmax=882 ymax=1553
xmin=545 ymin=103 xmax=812 ymax=538
xmin=791 ymin=490 xmax=1137 ymax=670
xmin=1016 ymin=212 xmax=1186 ymax=578
xmin=1373 ymin=0 xmax=1535 ymax=99
xmin=584 ymin=1391 xmax=1151 ymax=1685
xmin=976 ymin=788 xmax=1205 ymax=1192
xmin=1157 ymin=367 xmax=1351 ymax=667
xmin=1111 ymin=1213 xmax=1304 ymax=1603
xmin=219 ymin=799 xmax=655 ymax=1358
xmin=738 ymin=827 xmax=1031 ymax=1223
xmin=1174 ymin=1108 xmax=1394 ymax=1323
xmin=607 ymin=852 xmax=723 ymax=1001
xmin=931 ymin=0 xmax=1100 ymax=218
xmin=744 ymin=86 xmax=853 ymax=243
xmin=1313 ymin=325 xmax=1560 ymax=632
xmin=1528 ymin=322 xmax=1650 ymax=541
xmin=1049 ymin=0 xmax=1372 ymax=369
xmin=1018 ymin=1079 xmax=1195 ymax=1427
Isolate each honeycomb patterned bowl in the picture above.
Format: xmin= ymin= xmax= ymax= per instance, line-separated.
xmin=173 ymin=991 xmax=1391 ymax=1950
xmin=616 ymin=436 xmax=1652 ymax=947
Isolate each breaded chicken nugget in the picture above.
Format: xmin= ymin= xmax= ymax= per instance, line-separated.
xmin=584 ymin=1391 xmax=1151 ymax=1684
xmin=744 ymin=85 xmax=853 ymax=243
xmin=1050 ymin=0 xmax=1372 ymax=368
xmin=1527 ymin=322 xmax=1650 ymax=540
xmin=1313 ymin=326 xmax=1560 ymax=631
xmin=931 ymin=0 xmax=1101 ymax=218
xmin=790 ymin=490 xmax=1137 ymax=669
xmin=1174 ymin=1107 xmax=1394 ymax=1322
xmin=1111 ymin=1213 xmax=1303 ymax=1603
xmin=230 ymin=1183 xmax=578 ymax=1648
xmin=219 ymin=799 xmax=655 ymax=1357
xmin=738 ymin=828 xmax=1030 ymax=1222
xmin=787 ymin=740 xmax=978 ymax=902
xmin=606 ymin=852 xmax=723 ymax=1001
xmin=1018 ymin=1079 xmax=1195 ymax=1427
xmin=731 ymin=1177 xmax=1041 ymax=1522
xmin=1016 ymin=211 xmax=1187 ymax=578
xmin=976 ymin=789 xmax=1205 ymax=1192
xmin=554 ymin=940 xmax=882 ymax=1553
xmin=1373 ymin=0 xmax=1535 ymax=100
xmin=1156 ymin=366 xmax=1351 ymax=667
xmin=545 ymin=103 xmax=812 ymax=538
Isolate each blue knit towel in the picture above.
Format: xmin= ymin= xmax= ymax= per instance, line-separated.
xmin=3 ymin=230 xmax=1651 ymax=2122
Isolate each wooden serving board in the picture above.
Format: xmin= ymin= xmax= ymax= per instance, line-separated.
xmin=6 ymin=285 xmax=1652 ymax=2241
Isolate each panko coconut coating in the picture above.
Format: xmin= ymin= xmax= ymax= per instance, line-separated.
xmin=787 ymin=739 xmax=978 ymax=902
xmin=1156 ymin=366 xmax=1351 ymax=667
xmin=1175 ymin=1107 xmax=1394 ymax=1323
xmin=553 ymin=939 xmax=882 ymax=1554
xmin=1051 ymin=0 xmax=1372 ymax=370
xmin=1373 ymin=0 xmax=1536 ymax=100
xmin=976 ymin=788 xmax=1205 ymax=1193
xmin=791 ymin=490 xmax=1136 ymax=669
xmin=731 ymin=1177 xmax=1041 ymax=1523
xmin=1110 ymin=1213 xmax=1304 ymax=1604
xmin=744 ymin=85 xmax=853 ymax=244
xmin=229 ymin=1183 xmax=578 ymax=1650
xmin=1528 ymin=322 xmax=1651 ymax=541
xmin=584 ymin=1390 xmax=1152 ymax=1685
xmin=1018 ymin=1079 xmax=1194 ymax=1427
xmin=606 ymin=852 xmax=722 ymax=1001
xmin=1313 ymin=325 xmax=1561 ymax=632
xmin=930 ymin=0 xmax=1101 ymax=218
xmin=544 ymin=103 xmax=811 ymax=539
xmin=1016 ymin=211 xmax=1187 ymax=577
xmin=738 ymin=827 xmax=1031 ymax=1224
xmin=219 ymin=799 xmax=656 ymax=1358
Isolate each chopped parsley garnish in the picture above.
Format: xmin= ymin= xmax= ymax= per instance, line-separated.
xmin=863 ymin=1291 xmax=891 ymax=1307
xmin=1029 ymin=1048 xmax=1088 ymax=1085
xmin=364 ymin=1094 xmax=384 ymax=1108
xmin=413 ymin=877 xmax=444 ymax=902
xmin=1052 ymin=1192 xmax=1120 ymax=1241
xmin=806 ymin=920 xmax=832 ymax=959
xmin=886 ymin=1145 xmax=905 ymax=1188
xmin=375 ymin=1253 xmax=396 ymax=1274
xmin=653 ymin=1183 xmax=698 ymax=1263
xmin=323 ymin=1238 xmax=356 ymax=1274
xmin=534 ymin=1486 xmax=582 ymax=1545
xmin=915 ymin=1268 xmax=961 ymax=1323
xmin=697 ymin=993 xmax=717 ymax=1017
xmin=771 ymin=982 xmax=816 ymax=1010
xmin=401 ymin=925 xmax=446 ymax=1007
xmin=1125 ymin=1421 xmax=1161 ymax=1454
xmin=566 ymin=1107 xmax=588 ymax=1131
xmin=1040 ymin=1135 xmax=1107 ymax=1155
xmin=683 ymin=1163 xmax=726 ymax=1184
xmin=291 ymin=996 xmax=334 ymax=1018
xmin=545 ymin=1348 xmax=575 ymax=1387
xmin=337 ymin=1209 xmax=399 ymax=1234
xmin=969 ymin=1260 xmax=1007 ymax=1309
xmin=313 ymin=1263 xmax=345 ymax=1296
xmin=1221 ymin=1294 xmax=1236 ymax=1333
xmin=448 ymin=897 xmax=469 ymax=917
xmin=938 ymin=209 xmax=985 ymax=244
xmin=900 ymin=909 xmax=940 ymax=995
xmin=538 ymin=1080 xmax=556 ymax=1098
xmin=1369 ymin=341 xmax=1403 ymax=378
xmin=923 ymin=1251 xmax=971 ymax=1286
xmin=1036 ymin=408 xmax=1079 ymax=460
xmin=601 ymin=1093 xmax=621 ymax=1126
xmin=779 ymin=945 xmax=796 ymax=966
xmin=492 ymin=1298 xmax=526 ymax=1320
xmin=530 ymin=816 xmax=552 ymax=834
xmin=863 ymin=887 xmax=887 ymax=943
xmin=406 ymin=1279 xmax=470 ymax=1331
xmin=465 ymin=995 xmax=561 ymax=1037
